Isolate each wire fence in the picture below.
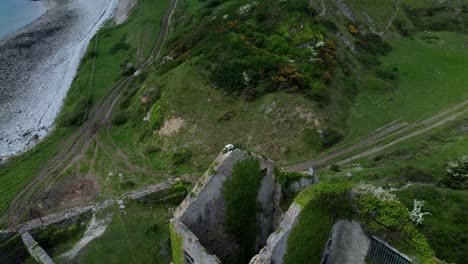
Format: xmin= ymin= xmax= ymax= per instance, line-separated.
xmin=366 ymin=236 xmax=412 ymax=264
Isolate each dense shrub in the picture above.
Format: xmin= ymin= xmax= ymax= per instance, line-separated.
xmin=171 ymin=151 xmax=192 ymax=165
xmin=356 ymin=34 xmax=391 ymax=69
xmin=399 ymin=166 xmax=433 ymax=183
xmin=356 ymin=34 xmax=392 ymax=55
xmin=111 ymin=110 xmax=129 ymax=126
xmin=169 ymin=0 xmax=339 ymax=103
xmin=303 ymin=128 xmax=321 ymax=149
xmin=376 ymin=67 xmax=397 ymax=80
xmin=109 ymin=35 xmax=131 ymax=54
xmin=223 ymin=158 xmax=263 ymax=261
xmin=330 ymin=164 xmax=341 ymax=172
xmin=57 ymin=96 xmax=90 ymax=127
xmin=120 ymin=180 xmax=136 ymax=189
xmin=304 ymin=128 xmax=343 ymax=149
xmin=321 ymin=128 xmax=343 ymax=149
xmin=276 ymin=169 xmax=310 ymax=188
xmin=444 ymin=155 xmax=468 ymax=189
xmin=356 ymin=194 xmax=434 ymax=262
xmin=35 ymin=221 xmax=87 ymax=254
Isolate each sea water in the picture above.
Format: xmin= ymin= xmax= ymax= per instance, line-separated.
xmin=0 ymin=0 xmax=45 ymax=40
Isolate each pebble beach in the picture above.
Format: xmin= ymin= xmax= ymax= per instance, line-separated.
xmin=0 ymin=0 xmax=118 ymax=160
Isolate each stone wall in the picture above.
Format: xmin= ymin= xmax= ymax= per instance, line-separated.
xmin=21 ymin=232 xmax=54 ymax=264
xmin=171 ymin=148 xmax=281 ymax=262
xmin=170 ymin=219 xmax=221 ymax=263
xmin=321 ymin=220 xmax=370 ymax=264
xmin=250 ymin=203 xmax=302 ymax=264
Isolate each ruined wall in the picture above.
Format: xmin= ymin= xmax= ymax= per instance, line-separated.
xmin=250 ymin=203 xmax=302 ymax=264
xmin=170 ymin=219 xmax=221 ymax=263
xmin=21 ymin=232 xmax=54 ymax=264
xmin=256 ymin=161 xmax=282 ymax=250
xmin=174 ymin=150 xmax=247 ymax=258
xmin=172 ymin=148 xmax=281 ymax=261
xmin=321 ymin=220 xmax=370 ymax=264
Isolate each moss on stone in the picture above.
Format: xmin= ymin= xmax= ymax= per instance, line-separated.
xmin=169 ymin=223 xmax=184 ymax=264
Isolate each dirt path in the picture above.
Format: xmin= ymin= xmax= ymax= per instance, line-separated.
xmin=0 ymin=0 xmax=180 ymax=225
xmin=284 ymin=100 xmax=467 ymax=172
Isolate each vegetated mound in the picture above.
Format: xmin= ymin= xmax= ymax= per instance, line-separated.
xmin=285 ymin=183 xmax=436 ymax=264
xmin=107 ymin=0 xmax=379 ymax=170
xmin=107 ymin=0 xmax=467 ymax=172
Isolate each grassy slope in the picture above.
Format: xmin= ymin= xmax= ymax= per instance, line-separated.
xmin=0 ymin=130 xmax=72 ymax=215
xmin=284 ymin=183 xmax=351 ymax=264
xmin=0 ymin=0 xmax=170 ymax=215
xmin=346 ymin=31 xmax=468 ymax=144
xmin=109 ymin=60 xmax=328 ymax=174
xmin=59 ymin=202 xmax=174 ymax=264
xmin=319 ymin=118 xmax=467 ymax=263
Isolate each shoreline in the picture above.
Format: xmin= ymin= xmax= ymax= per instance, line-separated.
xmin=0 ymin=0 xmax=118 ymax=161
xmin=0 ymin=0 xmax=47 ymax=42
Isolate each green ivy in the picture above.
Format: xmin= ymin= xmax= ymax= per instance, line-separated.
xmin=223 ymin=157 xmax=263 ymax=260
xmin=275 ymin=169 xmax=310 ymax=188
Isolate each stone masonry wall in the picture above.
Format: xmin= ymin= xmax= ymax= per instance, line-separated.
xmin=172 ymin=148 xmax=280 ymax=261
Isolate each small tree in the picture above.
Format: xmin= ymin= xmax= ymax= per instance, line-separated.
xmin=410 ymin=199 xmax=431 ymax=226
xmin=29 ymin=204 xmax=44 ymax=225
xmin=445 ymin=155 xmax=468 ymax=189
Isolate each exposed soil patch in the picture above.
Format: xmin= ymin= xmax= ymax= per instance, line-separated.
xmin=114 ymin=0 xmax=137 ymax=25
xmin=36 ymin=177 xmax=100 ymax=213
xmin=158 ymin=117 xmax=185 ymax=136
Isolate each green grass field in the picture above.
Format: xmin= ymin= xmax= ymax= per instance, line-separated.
xmin=346 ymin=31 xmax=468 ymax=143
xmin=57 ymin=201 xmax=174 ymax=263
xmin=0 ymin=129 xmax=73 ymax=216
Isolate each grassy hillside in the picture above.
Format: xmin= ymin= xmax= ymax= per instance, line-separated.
xmin=0 ymin=1 xmax=466 ymax=262
xmin=319 ymin=117 xmax=467 ymax=263
xmin=346 ymin=31 xmax=468 ymax=143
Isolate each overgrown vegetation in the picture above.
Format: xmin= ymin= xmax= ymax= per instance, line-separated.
xmin=444 ymin=155 xmax=468 ymax=189
xmin=285 ymin=183 xmax=435 ymax=263
xmin=275 ymin=169 xmax=310 ymax=188
xmin=319 ymin=119 xmax=468 ymax=263
xmin=70 ymin=192 xmax=184 ymax=263
xmin=34 ymin=213 xmax=90 ymax=257
xmin=284 ymin=183 xmax=352 ymax=264
xmin=354 ymin=188 xmax=434 ymax=262
xmin=223 ymin=157 xmax=263 ymax=261
xmin=396 ymin=185 xmax=468 ymax=263
xmin=166 ymin=0 xmax=341 ymax=102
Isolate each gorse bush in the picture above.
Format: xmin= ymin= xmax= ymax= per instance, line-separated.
xmin=57 ymin=96 xmax=90 ymax=127
xmin=168 ymin=0 xmax=338 ymax=102
xmin=171 ymin=151 xmax=192 ymax=165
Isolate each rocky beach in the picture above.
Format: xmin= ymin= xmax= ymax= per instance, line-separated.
xmin=0 ymin=0 xmax=118 ymax=160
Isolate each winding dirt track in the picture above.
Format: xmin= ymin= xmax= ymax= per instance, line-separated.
xmin=284 ymin=100 xmax=468 ymax=172
xmin=0 ymin=0 xmax=179 ymax=225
